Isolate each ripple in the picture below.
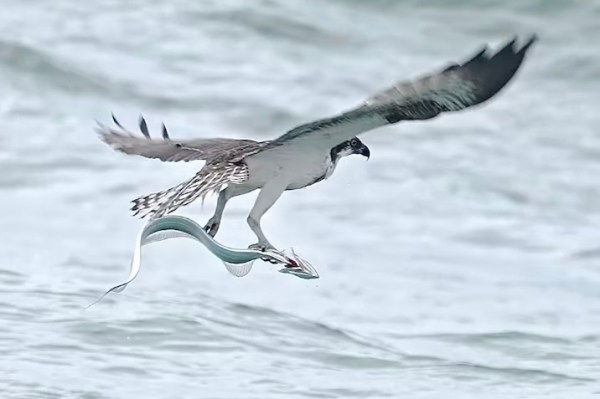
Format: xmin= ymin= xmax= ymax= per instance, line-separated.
xmin=0 ymin=40 xmax=109 ymax=94
xmin=99 ymin=365 xmax=150 ymax=376
xmin=448 ymin=362 xmax=595 ymax=384
xmin=1 ymin=0 xmax=600 ymax=397
xmin=185 ymin=6 xmax=355 ymax=48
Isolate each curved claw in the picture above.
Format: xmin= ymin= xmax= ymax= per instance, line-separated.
xmin=203 ymin=221 xmax=219 ymax=237
xmin=247 ymin=242 xmax=273 ymax=252
xmin=247 ymin=243 xmax=278 ymax=264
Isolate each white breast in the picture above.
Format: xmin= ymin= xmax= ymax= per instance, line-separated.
xmin=244 ymin=142 xmax=333 ymax=190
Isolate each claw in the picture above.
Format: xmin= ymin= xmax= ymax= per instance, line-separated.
xmin=203 ymin=216 xmax=220 ymax=237
xmin=248 ymin=243 xmax=265 ymax=251
xmin=247 ymin=243 xmax=278 ymax=264
xmin=204 ymin=223 xmax=218 ymax=237
xmin=248 ymin=242 xmax=274 ymax=252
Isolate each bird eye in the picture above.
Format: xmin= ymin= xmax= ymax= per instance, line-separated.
xmin=350 ymin=139 xmax=358 ymax=147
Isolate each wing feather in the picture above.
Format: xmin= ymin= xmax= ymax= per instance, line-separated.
xmin=273 ymin=35 xmax=537 ymax=147
xmin=97 ymin=116 xmax=265 ymax=163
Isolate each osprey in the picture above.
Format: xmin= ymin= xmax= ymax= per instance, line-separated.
xmin=98 ymin=36 xmax=536 ymax=251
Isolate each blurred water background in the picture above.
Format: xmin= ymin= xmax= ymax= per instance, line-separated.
xmin=1 ymin=0 xmax=600 ymax=397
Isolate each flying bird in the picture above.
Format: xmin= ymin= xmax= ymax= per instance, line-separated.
xmin=98 ymin=36 xmax=536 ymax=251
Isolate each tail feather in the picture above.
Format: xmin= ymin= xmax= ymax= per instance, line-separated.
xmin=131 ymin=172 xmax=212 ymax=219
xmin=131 ymin=162 xmax=249 ymax=219
xmin=131 ymin=180 xmax=188 ymax=219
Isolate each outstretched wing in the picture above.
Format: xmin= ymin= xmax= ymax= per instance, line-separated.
xmin=272 ymin=35 xmax=537 ymax=148
xmin=97 ymin=115 xmax=266 ymax=162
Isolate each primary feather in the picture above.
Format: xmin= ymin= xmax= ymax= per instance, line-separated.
xmin=97 ymin=115 xmax=266 ymax=163
xmin=272 ymin=35 xmax=537 ymax=147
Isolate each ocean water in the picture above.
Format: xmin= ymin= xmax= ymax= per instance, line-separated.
xmin=1 ymin=0 xmax=600 ymax=397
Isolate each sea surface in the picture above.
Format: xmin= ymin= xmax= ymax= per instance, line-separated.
xmin=1 ymin=0 xmax=599 ymax=397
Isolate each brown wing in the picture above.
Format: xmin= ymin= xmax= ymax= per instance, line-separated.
xmin=97 ymin=115 xmax=266 ymax=163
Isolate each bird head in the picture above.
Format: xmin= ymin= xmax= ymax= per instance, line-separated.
xmin=331 ymin=137 xmax=370 ymax=162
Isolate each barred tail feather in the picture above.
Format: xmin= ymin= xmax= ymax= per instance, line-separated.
xmin=131 ymin=162 xmax=249 ymax=219
xmin=130 ymin=180 xmax=189 ymax=219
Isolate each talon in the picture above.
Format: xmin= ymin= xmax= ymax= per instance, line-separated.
xmin=203 ymin=221 xmax=219 ymax=237
xmin=248 ymin=243 xmax=279 ymax=264
xmin=248 ymin=243 xmax=266 ymax=251
xmin=249 ymin=242 xmax=275 ymax=251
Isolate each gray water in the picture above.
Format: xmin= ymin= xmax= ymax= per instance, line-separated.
xmin=1 ymin=0 xmax=600 ymax=397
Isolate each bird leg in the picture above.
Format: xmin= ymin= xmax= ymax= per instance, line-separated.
xmin=204 ymin=189 xmax=230 ymax=237
xmin=246 ymin=181 xmax=286 ymax=252
xmin=246 ymin=226 xmax=273 ymax=251
xmin=204 ymin=186 xmax=250 ymax=238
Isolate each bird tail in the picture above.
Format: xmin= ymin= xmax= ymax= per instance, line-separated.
xmin=131 ymin=172 xmax=214 ymax=219
xmin=131 ymin=162 xmax=248 ymax=219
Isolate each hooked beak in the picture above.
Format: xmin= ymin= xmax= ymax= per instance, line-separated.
xmin=360 ymin=146 xmax=370 ymax=160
